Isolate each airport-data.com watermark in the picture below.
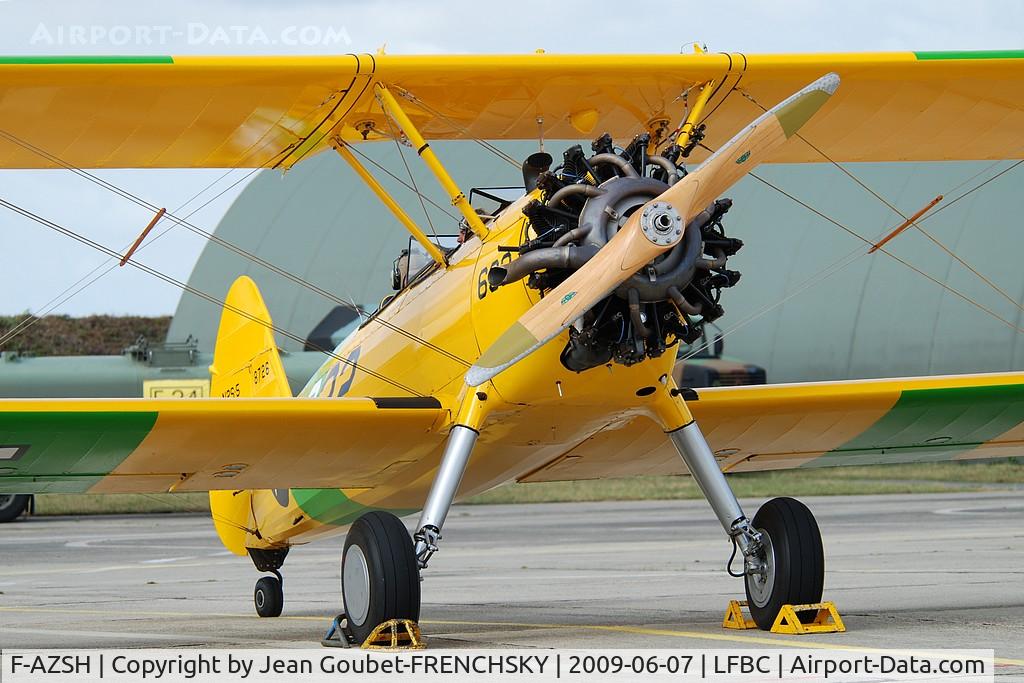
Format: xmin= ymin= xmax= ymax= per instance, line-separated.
xmin=28 ymin=23 xmax=352 ymax=48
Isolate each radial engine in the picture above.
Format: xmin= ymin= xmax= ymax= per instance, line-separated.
xmin=488 ymin=134 xmax=744 ymax=373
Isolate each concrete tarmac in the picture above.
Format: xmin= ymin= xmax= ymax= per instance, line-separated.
xmin=1 ymin=492 xmax=1021 ymax=675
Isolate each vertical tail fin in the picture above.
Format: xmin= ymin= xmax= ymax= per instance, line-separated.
xmin=209 ymin=275 xmax=292 ymax=399
xmin=209 ymin=276 xmax=292 ymax=555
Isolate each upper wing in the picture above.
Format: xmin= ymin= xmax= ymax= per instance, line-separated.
xmin=0 ymin=55 xmax=374 ymax=169
xmin=1 ymin=50 xmax=1022 ymax=168
xmin=0 ymin=396 xmax=445 ymax=494
xmin=521 ymin=371 xmax=1024 ymax=482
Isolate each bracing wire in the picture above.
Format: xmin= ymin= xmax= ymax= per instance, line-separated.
xmin=0 ymin=126 xmax=364 ymax=314
xmin=736 ymin=87 xmax=1024 ymax=316
xmin=345 ymin=144 xmax=460 ymax=222
xmin=745 ymin=170 xmax=1024 ymax=333
xmin=0 ymin=196 xmax=425 ymax=397
xmin=680 ymin=142 xmax=1024 ymax=360
xmin=0 ymin=104 xmax=308 ymax=347
xmin=0 ymin=166 xmax=263 ymax=349
xmin=0 ymin=128 xmax=471 ymax=366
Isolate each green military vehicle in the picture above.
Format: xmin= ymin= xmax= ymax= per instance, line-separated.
xmin=0 ymin=494 xmax=32 ymax=523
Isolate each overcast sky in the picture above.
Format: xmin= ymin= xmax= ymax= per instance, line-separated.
xmin=0 ymin=0 xmax=1020 ymax=316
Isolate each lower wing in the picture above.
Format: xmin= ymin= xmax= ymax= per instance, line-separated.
xmin=4 ymin=371 xmax=1022 ymax=493
xmin=0 ymin=397 xmax=444 ymax=494
xmin=521 ymin=371 xmax=1024 ymax=482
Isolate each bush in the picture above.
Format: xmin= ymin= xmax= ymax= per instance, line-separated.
xmin=0 ymin=314 xmax=171 ymax=356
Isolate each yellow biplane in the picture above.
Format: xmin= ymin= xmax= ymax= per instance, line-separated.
xmin=1 ymin=50 xmax=1023 ymax=638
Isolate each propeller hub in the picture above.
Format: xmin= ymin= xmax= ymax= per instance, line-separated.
xmin=639 ymin=201 xmax=684 ymax=247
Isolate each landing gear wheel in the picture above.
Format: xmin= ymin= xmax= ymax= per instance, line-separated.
xmin=342 ymin=511 xmax=420 ymax=644
xmin=744 ymin=497 xmax=824 ymax=630
xmin=254 ymin=574 xmax=283 ymax=618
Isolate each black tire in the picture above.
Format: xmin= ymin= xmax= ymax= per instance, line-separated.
xmin=254 ymin=576 xmax=283 ymax=618
xmin=0 ymin=494 xmax=30 ymax=523
xmin=342 ymin=511 xmax=420 ymax=643
xmin=744 ymin=497 xmax=824 ymax=630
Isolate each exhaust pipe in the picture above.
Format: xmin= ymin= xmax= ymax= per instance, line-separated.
xmin=522 ymin=152 xmax=553 ymax=192
xmin=487 ymin=243 xmax=600 ymax=288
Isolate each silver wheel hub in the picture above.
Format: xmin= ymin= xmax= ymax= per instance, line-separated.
xmin=745 ymin=528 xmax=775 ymax=608
xmin=343 ymin=545 xmax=371 ymax=625
xmin=0 ymin=495 xmax=14 ymax=510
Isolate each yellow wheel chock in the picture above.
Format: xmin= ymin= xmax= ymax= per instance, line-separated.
xmin=722 ymin=600 xmax=758 ymax=629
xmin=322 ymin=615 xmax=426 ymax=650
xmin=723 ymin=599 xmax=845 ymax=634
xmin=770 ymin=602 xmax=845 ymax=635
xmin=362 ymin=619 xmax=426 ymax=650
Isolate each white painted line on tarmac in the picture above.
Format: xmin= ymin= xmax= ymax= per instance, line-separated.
xmin=4 ymin=627 xmax=202 ymax=641
xmin=141 ymin=556 xmax=197 ymax=564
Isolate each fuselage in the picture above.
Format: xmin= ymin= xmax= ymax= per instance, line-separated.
xmin=244 ymin=191 xmax=675 ymax=549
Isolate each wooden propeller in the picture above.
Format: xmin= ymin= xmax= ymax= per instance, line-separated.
xmin=466 ymin=73 xmax=840 ymax=387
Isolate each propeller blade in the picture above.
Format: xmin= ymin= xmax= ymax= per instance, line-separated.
xmin=466 ymin=73 xmax=839 ymax=387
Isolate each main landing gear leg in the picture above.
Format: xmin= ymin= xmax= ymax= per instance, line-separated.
xmin=340 ymin=391 xmax=487 ymax=643
xmin=413 ymin=391 xmax=488 ymax=568
xmin=652 ymin=381 xmax=823 ymax=630
xmin=413 ymin=423 xmax=479 ymax=568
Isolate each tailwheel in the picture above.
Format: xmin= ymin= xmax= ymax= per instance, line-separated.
xmin=744 ymin=497 xmax=824 ymax=630
xmin=342 ymin=511 xmax=420 ymax=644
xmin=254 ymin=571 xmax=283 ymax=618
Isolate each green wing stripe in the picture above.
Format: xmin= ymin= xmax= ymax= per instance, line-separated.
xmin=915 ymin=50 xmax=1024 ymax=61
xmin=0 ymin=56 xmax=174 ymax=64
xmin=0 ymin=411 xmax=156 ymax=492
xmin=292 ymin=488 xmax=414 ymax=527
xmin=807 ymin=384 xmax=1024 ymax=467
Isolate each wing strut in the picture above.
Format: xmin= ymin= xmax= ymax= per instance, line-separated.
xmin=676 ymin=79 xmax=716 ymax=155
xmin=332 ymin=138 xmax=447 ymax=266
xmin=375 ymin=83 xmax=490 ymax=240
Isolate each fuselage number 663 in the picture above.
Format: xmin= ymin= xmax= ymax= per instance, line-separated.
xmin=477 ymin=250 xmax=513 ymax=299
